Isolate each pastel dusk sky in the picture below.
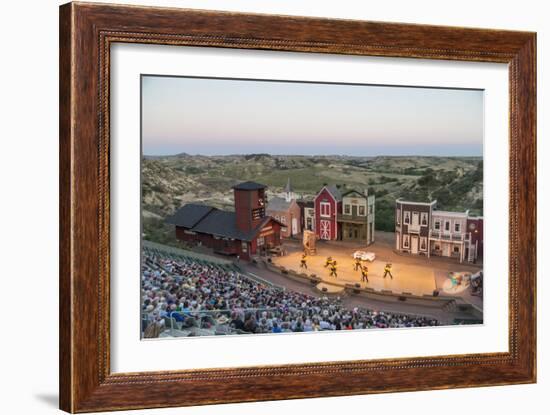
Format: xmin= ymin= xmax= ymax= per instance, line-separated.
xmin=142 ymin=75 xmax=483 ymax=157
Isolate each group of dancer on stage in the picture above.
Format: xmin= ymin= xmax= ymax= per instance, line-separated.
xmin=299 ymin=253 xmax=394 ymax=283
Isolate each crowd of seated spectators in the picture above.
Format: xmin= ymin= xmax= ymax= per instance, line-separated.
xmin=141 ymin=252 xmax=439 ymax=337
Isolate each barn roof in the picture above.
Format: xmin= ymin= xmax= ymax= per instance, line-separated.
xmin=232 ymin=181 xmax=267 ymax=190
xmin=165 ymin=204 xmax=215 ymax=228
xmin=167 ymin=202 xmax=281 ymax=241
xmin=191 ymin=210 xmax=251 ymax=240
xmin=194 ymin=212 xmax=280 ymax=241
xmin=325 ymin=184 xmax=343 ymax=201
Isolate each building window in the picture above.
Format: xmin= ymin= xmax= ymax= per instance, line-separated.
xmin=320 ymin=201 xmax=331 ymax=217
xmin=368 ymin=205 xmax=373 ymax=215
xmin=421 ymin=212 xmax=428 ymax=226
xmin=280 ymin=216 xmax=286 ymax=224
xmin=403 ymin=235 xmax=410 ymax=248
xmin=434 ymin=244 xmax=441 ymax=251
xmin=453 ymin=246 xmax=460 ymax=253
xmin=241 ymin=242 xmax=248 ymax=252
xmin=454 ymin=222 xmax=461 ymax=232
xmin=396 ymin=208 xmax=401 ymax=225
xmin=434 ymin=220 xmax=440 ymax=230
xmin=257 ymin=236 xmax=265 ymax=246
xmin=344 ymin=204 xmax=351 ymax=215
xmin=420 ymin=237 xmax=427 ymax=251
xmin=404 ymin=211 xmax=410 ymax=224
xmin=359 ymin=205 xmax=365 ymax=216
xmin=445 ymin=221 xmax=450 ymax=231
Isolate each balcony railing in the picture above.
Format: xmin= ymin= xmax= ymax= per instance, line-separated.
xmin=429 ymin=230 xmax=470 ymax=242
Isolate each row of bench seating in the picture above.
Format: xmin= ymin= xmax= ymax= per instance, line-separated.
xmin=143 ymin=245 xmax=241 ymax=274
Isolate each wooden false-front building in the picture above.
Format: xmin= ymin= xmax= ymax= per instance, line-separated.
xmin=313 ymin=185 xmax=376 ymax=244
xmin=167 ymin=181 xmax=283 ymax=260
xmin=339 ymin=189 xmax=376 ymax=244
xmin=395 ymin=198 xmax=483 ymax=263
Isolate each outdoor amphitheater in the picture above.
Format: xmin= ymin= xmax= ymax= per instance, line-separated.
xmin=141 ymin=240 xmax=482 ymax=339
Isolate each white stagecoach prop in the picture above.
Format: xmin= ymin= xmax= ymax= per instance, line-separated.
xmin=352 ymin=251 xmax=376 ymax=262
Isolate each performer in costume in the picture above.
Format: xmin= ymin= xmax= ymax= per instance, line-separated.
xmin=300 ymin=253 xmax=308 ymax=269
xmin=354 ymin=257 xmax=362 ymax=271
xmin=330 ymin=261 xmax=338 ymax=278
xmin=324 ymin=256 xmax=333 ymax=268
xmin=383 ymin=263 xmax=393 ymax=279
xmin=361 ymin=266 xmax=369 ymax=283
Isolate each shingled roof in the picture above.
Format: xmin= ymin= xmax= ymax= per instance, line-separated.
xmin=166 ymin=203 xmax=279 ymax=242
xmin=165 ymin=204 xmax=215 ymax=228
xmin=191 ymin=210 xmax=250 ymax=240
xmin=266 ymin=196 xmax=293 ymax=212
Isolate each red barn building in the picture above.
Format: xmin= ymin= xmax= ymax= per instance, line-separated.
xmin=167 ymin=181 xmax=283 ymax=260
xmin=314 ymin=185 xmax=342 ymax=240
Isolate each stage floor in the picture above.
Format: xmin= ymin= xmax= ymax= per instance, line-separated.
xmin=273 ymin=244 xmax=438 ymax=296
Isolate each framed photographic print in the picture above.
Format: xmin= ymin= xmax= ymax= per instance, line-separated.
xmin=59 ymin=2 xmax=536 ymax=412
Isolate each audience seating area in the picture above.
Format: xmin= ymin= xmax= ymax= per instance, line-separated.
xmin=141 ymin=245 xmax=439 ymax=338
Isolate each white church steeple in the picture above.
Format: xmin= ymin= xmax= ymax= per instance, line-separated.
xmin=284 ymin=178 xmax=294 ymax=202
